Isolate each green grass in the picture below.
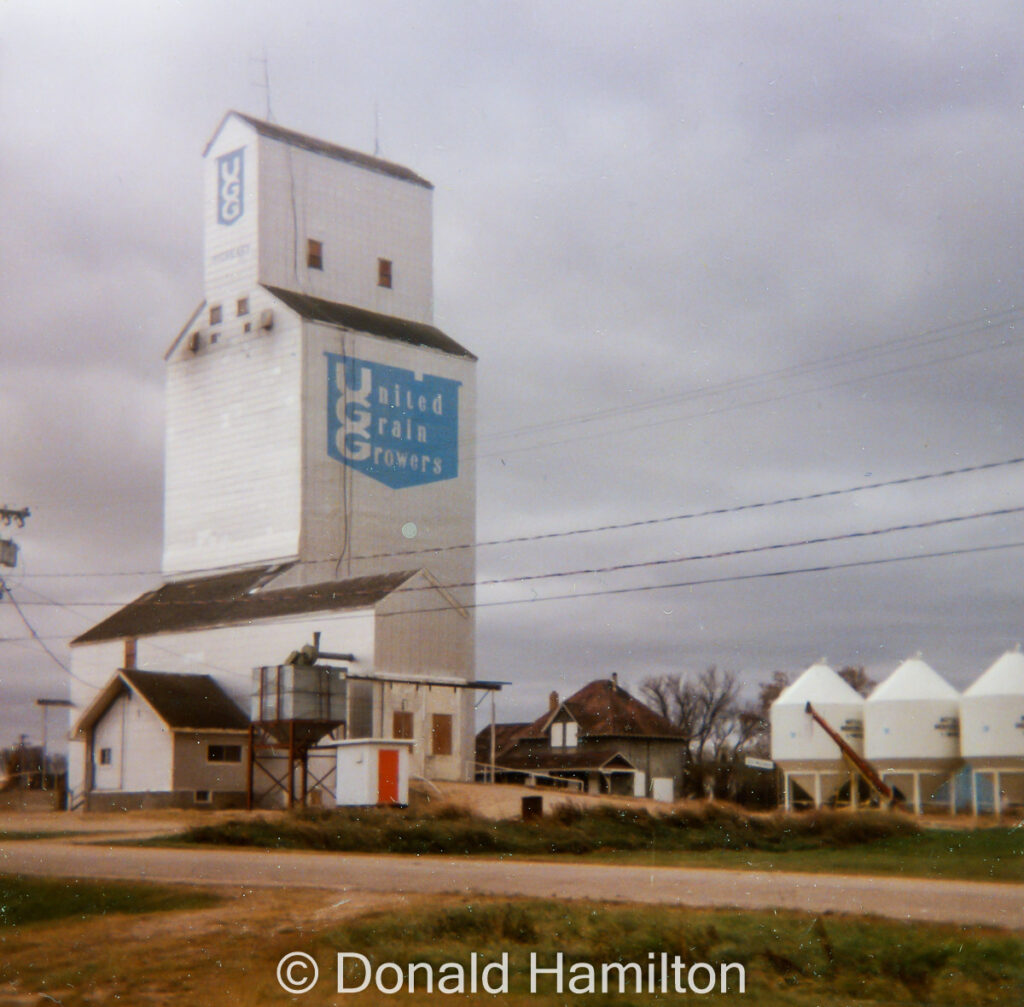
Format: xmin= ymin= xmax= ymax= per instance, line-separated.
xmin=309 ymin=899 xmax=1024 ymax=1005
xmin=169 ymin=803 xmax=1024 ymax=883
xmin=591 ymin=825 xmax=1024 ymax=882
xmin=0 ymin=874 xmax=223 ymax=928
xmin=174 ymin=802 xmax=919 ymax=857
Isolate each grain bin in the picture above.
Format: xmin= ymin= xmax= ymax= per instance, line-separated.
xmin=961 ymin=648 xmax=1024 ymax=814
xmin=771 ymin=662 xmax=865 ymax=810
xmin=864 ymin=655 xmax=961 ymax=814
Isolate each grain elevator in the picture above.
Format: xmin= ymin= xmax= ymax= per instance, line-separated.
xmin=67 ymin=112 xmax=486 ymax=809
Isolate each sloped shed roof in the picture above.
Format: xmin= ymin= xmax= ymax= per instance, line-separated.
xmin=867 ymin=656 xmax=960 ymax=702
xmin=495 ymin=745 xmax=637 ymax=773
xmin=475 ymin=722 xmax=532 ymax=763
xmin=72 ymin=567 xmax=418 ymax=645
xmin=264 ymin=285 xmax=475 ymax=360
xmin=774 ymin=662 xmax=863 ymax=707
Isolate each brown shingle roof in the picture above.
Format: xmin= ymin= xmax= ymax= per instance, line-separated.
xmin=264 ymin=285 xmax=476 ymax=360
xmin=121 ymin=669 xmax=250 ymax=731
xmin=524 ymin=679 xmax=684 ymax=741
xmin=72 ymin=567 xmax=418 ymax=645
xmin=74 ymin=669 xmax=250 ymax=736
xmin=207 ymin=111 xmax=433 ymax=190
xmin=474 ymin=722 xmax=531 ymax=763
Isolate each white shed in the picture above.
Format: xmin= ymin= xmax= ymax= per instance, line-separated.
xmin=331 ymin=739 xmax=414 ymax=806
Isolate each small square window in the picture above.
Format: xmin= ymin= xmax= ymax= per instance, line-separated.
xmin=98 ymin=747 xmax=112 ymax=766
xmin=194 ymin=790 xmax=212 ymax=804
xmin=378 ymin=258 xmax=392 ymax=288
xmin=209 ymin=305 xmax=222 ymax=325
xmin=307 ymin=239 xmax=323 ymax=270
xmin=236 ymin=297 xmax=249 ymax=316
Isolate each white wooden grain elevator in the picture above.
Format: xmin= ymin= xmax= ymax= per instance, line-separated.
xmin=68 ymin=112 xmax=487 ymax=810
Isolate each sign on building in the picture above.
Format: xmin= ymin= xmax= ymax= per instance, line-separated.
xmin=216 ymin=147 xmax=245 ymax=225
xmin=326 ymin=353 xmax=460 ymax=489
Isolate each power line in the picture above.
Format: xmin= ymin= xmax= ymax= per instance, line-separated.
xmin=10 ymin=501 xmax=1024 ymax=609
xmin=473 ymin=304 xmax=1024 ymax=446
xmin=12 ymin=450 xmax=1024 ymax=581
xmin=0 ymin=582 xmax=97 ymax=689
xmin=351 ymin=451 xmax=1024 ymax=562
xmin=373 ymin=538 xmax=1024 ymax=619
xmin=475 ymin=325 xmax=1024 ymax=460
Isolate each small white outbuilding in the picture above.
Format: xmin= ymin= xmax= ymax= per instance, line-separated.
xmin=961 ymin=648 xmax=1024 ymax=814
xmin=864 ymin=655 xmax=961 ymax=814
xmin=330 ymin=739 xmax=414 ymax=806
xmin=771 ymin=662 xmax=865 ymax=810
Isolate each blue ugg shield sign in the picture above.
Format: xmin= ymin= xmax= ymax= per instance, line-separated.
xmin=216 ymin=147 xmax=245 ymax=225
xmin=326 ymin=353 xmax=460 ymax=489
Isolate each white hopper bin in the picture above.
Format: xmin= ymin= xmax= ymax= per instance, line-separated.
xmin=864 ymin=655 xmax=961 ymax=814
xmin=961 ymin=648 xmax=1024 ymax=814
xmin=771 ymin=662 xmax=865 ymax=810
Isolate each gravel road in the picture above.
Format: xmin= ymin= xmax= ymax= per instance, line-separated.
xmin=2 ymin=839 xmax=1022 ymax=930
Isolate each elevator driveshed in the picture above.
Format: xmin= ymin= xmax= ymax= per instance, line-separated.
xmin=72 ymin=668 xmax=250 ymax=811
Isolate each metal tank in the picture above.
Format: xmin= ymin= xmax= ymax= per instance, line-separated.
xmin=771 ymin=661 xmax=865 ymax=810
xmin=961 ymin=647 xmax=1024 ymax=814
xmin=864 ymin=655 xmax=961 ymax=814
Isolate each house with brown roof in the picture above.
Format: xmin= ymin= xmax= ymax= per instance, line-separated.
xmin=72 ymin=669 xmax=250 ymax=811
xmin=476 ymin=677 xmax=686 ymax=801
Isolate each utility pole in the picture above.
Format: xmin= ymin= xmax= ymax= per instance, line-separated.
xmin=36 ymin=699 xmax=73 ymax=791
xmin=1 ymin=505 xmax=29 ymax=569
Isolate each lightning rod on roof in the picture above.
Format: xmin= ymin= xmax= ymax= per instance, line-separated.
xmin=253 ymin=48 xmax=274 ymax=122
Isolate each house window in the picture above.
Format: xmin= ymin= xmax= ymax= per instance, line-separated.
xmin=551 ymin=722 xmax=565 ymax=748
xmin=98 ymin=748 xmax=112 ymax=765
xmin=431 ymin=714 xmax=453 ymax=756
xmin=377 ymin=257 xmax=393 ymax=288
xmin=207 ymin=744 xmax=242 ymax=763
xmin=564 ymin=722 xmax=578 ymax=748
xmin=194 ymin=790 xmax=212 ymax=804
xmin=209 ymin=305 xmax=222 ymax=325
xmin=307 ymin=239 xmax=323 ymax=270
xmin=236 ymin=297 xmax=249 ymax=316
xmin=393 ymin=711 xmax=414 ymax=740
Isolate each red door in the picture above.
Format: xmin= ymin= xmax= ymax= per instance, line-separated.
xmin=377 ymin=749 xmax=400 ymax=805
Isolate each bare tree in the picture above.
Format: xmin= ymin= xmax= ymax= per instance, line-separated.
xmin=838 ymin=665 xmax=875 ymax=697
xmin=641 ymin=666 xmax=761 ymax=799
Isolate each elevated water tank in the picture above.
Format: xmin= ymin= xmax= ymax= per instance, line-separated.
xmin=864 ymin=655 xmax=961 ymax=813
xmin=771 ymin=662 xmax=865 ymax=809
xmin=251 ymin=664 xmax=347 ymax=746
xmin=961 ymin=648 xmax=1024 ymax=813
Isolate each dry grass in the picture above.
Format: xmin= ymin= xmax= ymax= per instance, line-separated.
xmin=1 ymin=885 xmax=1022 ymax=1006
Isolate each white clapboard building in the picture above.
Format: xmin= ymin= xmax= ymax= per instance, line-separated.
xmin=68 ymin=112 xmax=481 ymax=810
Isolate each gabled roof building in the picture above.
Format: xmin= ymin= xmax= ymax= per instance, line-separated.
xmin=477 ymin=678 xmax=686 ymax=801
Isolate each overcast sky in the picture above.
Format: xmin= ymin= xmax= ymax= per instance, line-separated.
xmin=3 ymin=1 xmax=1024 ymax=748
